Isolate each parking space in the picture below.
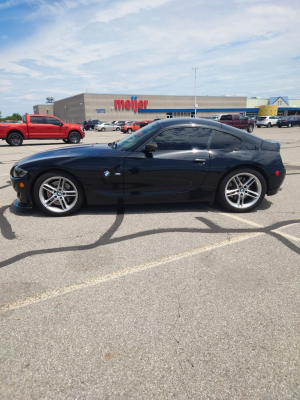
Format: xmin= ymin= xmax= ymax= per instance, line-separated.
xmin=0 ymin=126 xmax=300 ymax=399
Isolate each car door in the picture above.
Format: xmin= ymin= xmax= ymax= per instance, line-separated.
xmin=44 ymin=116 xmax=65 ymax=138
xmin=27 ymin=116 xmax=48 ymax=138
xmin=123 ymin=126 xmax=213 ymax=204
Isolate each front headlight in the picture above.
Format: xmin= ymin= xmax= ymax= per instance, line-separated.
xmin=13 ymin=165 xmax=28 ymax=178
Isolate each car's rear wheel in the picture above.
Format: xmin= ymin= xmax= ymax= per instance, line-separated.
xmin=257 ymin=125 xmax=261 ymax=128
xmin=68 ymin=131 xmax=81 ymax=144
xmin=89 ymin=127 xmax=92 ymax=131
xmin=218 ymin=168 xmax=266 ymax=213
xmin=7 ymin=132 xmax=23 ymax=146
xmin=267 ymin=122 xmax=271 ymax=128
xmin=33 ymin=171 xmax=84 ymax=216
xmin=288 ymin=123 xmax=292 ymax=128
xmin=127 ymin=128 xmax=132 ymax=133
xmin=116 ymin=127 xmax=120 ymax=131
xmin=247 ymin=125 xmax=254 ymax=133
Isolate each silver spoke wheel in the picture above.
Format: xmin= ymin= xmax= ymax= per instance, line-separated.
xmin=225 ymin=172 xmax=262 ymax=210
xmin=39 ymin=176 xmax=78 ymax=214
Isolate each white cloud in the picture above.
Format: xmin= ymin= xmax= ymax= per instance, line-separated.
xmin=0 ymin=0 xmax=299 ymax=116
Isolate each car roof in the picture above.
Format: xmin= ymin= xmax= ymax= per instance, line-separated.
xmin=156 ymin=118 xmax=263 ymax=148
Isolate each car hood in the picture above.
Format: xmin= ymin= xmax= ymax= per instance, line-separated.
xmin=17 ymin=144 xmax=117 ymax=167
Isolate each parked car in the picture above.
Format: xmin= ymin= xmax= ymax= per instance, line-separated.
xmin=0 ymin=114 xmax=84 ymax=146
xmin=121 ymin=121 xmax=151 ymax=133
xmin=219 ymin=114 xmax=255 ymax=133
xmin=83 ymin=120 xmax=102 ymax=131
xmin=113 ymin=121 xmax=126 ymax=126
xmin=277 ymin=116 xmax=300 ymax=128
xmin=95 ymin=122 xmax=121 ymax=131
xmin=256 ymin=116 xmax=280 ymax=128
xmin=11 ymin=118 xmax=285 ymax=216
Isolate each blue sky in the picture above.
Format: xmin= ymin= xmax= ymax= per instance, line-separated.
xmin=0 ymin=0 xmax=299 ymax=117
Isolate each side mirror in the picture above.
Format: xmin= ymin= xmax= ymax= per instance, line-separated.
xmin=59 ymin=122 xmax=64 ymax=127
xmin=145 ymin=143 xmax=158 ymax=153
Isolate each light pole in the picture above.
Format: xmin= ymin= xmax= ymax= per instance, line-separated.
xmin=192 ymin=68 xmax=198 ymax=118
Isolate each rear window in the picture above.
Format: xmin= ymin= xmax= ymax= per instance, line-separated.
xmin=209 ymin=131 xmax=242 ymax=150
xmin=30 ymin=116 xmax=44 ymax=124
xmin=220 ymin=115 xmax=233 ymax=121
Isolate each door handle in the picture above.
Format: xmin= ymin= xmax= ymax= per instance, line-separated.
xmin=193 ymin=158 xmax=206 ymax=164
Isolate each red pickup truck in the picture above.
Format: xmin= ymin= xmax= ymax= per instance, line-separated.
xmin=0 ymin=114 xmax=85 ymax=146
xmin=219 ymin=114 xmax=255 ymax=133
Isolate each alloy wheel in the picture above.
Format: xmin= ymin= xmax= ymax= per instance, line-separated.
xmin=224 ymin=172 xmax=262 ymax=209
xmin=39 ymin=176 xmax=78 ymax=214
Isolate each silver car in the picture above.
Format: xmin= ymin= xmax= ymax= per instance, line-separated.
xmin=95 ymin=122 xmax=121 ymax=132
xmin=256 ymin=116 xmax=280 ymax=128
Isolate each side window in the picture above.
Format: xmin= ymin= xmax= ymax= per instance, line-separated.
xmin=45 ymin=117 xmax=61 ymax=125
xmin=220 ymin=115 xmax=231 ymax=121
xmin=234 ymin=115 xmax=239 ymax=120
xmin=209 ymin=131 xmax=242 ymax=150
xmin=30 ymin=116 xmax=45 ymax=124
xmin=151 ymin=127 xmax=213 ymax=151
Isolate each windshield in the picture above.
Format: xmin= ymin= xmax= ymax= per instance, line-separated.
xmin=116 ymin=122 xmax=161 ymax=151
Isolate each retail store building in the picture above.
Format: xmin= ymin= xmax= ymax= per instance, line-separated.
xmin=33 ymin=94 xmax=300 ymax=123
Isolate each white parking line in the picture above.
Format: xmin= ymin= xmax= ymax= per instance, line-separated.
xmin=26 ymin=146 xmax=46 ymax=152
xmin=1 ymin=232 xmax=263 ymax=313
xmin=218 ymin=212 xmax=263 ymax=228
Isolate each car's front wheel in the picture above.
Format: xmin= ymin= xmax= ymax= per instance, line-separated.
xmin=33 ymin=171 xmax=84 ymax=216
xmin=68 ymin=131 xmax=81 ymax=144
xmin=267 ymin=122 xmax=271 ymax=128
xmin=101 ymin=128 xmax=106 ymax=132
xmin=7 ymin=132 xmax=23 ymax=146
xmin=218 ymin=168 xmax=266 ymax=213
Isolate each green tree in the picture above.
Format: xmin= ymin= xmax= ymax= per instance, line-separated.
xmin=11 ymin=113 xmax=22 ymax=120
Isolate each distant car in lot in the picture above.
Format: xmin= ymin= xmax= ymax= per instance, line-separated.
xmin=83 ymin=120 xmax=103 ymax=131
xmin=11 ymin=118 xmax=285 ymax=216
xmin=113 ymin=121 xmax=126 ymax=126
xmin=95 ymin=122 xmax=121 ymax=131
xmin=256 ymin=116 xmax=280 ymax=128
xmin=121 ymin=121 xmax=152 ymax=134
xmin=277 ymin=116 xmax=300 ymax=128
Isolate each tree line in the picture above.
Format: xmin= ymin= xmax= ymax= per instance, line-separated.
xmin=0 ymin=112 xmax=23 ymax=122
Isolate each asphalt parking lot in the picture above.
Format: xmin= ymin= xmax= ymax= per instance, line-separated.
xmin=0 ymin=126 xmax=299 ymax=399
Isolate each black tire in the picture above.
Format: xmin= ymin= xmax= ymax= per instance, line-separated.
xmin=7 ymin=132 xmax=23 ymax=146
xmin=127 ymin=128 xmax=132 ymax=134
xmin=257 ymin=125 xmax=261 ymax=128
xmin=62 ymin=139 xmax=68 ymax=143
xmin=116 ymin=127 xmax=120 ymax=131
xmin=33 ymin=171 xmax=84 ymax=216
xmin=89 ymin=127 xmax=92 ymax=131
xmin=247 ymin=125 xmax=254 ymax=133
xmin=68 ymin=131 xmax=81 ymax=144
xmin=278 ymin=126 xmax=282 ymax=128
xmin=267 ymin=123 xmax=271 ymax=128
xmin=217 ymin=168 xmax=266 ymax=213
xmin=101 ymin=128 xmax=106 ymax=132
xmin=288 ymin=123 xmax=292 ymax=128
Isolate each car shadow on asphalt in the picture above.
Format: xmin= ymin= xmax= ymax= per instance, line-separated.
xmin=8 ymin=198 xmax=273 ymax=219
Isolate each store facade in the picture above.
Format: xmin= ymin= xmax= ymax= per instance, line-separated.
xmin=33 ymin=93 xmax=300 ymax=123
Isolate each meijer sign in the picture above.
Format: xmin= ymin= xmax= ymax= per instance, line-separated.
xmin=114 ymin=98 xmax=148 ymax=113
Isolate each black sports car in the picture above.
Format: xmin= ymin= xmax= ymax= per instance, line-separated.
xmin=10 ymin=118 xmax=286 ymax=216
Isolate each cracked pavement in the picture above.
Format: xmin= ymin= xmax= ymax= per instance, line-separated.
xmin=0 ymin=128 xmax=299 ymax=399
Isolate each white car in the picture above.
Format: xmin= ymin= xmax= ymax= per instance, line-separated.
xmin=95 ymin=122 xmax=121 ymax=132
xmin=256 ymin=116 xmax=280 ymax=128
